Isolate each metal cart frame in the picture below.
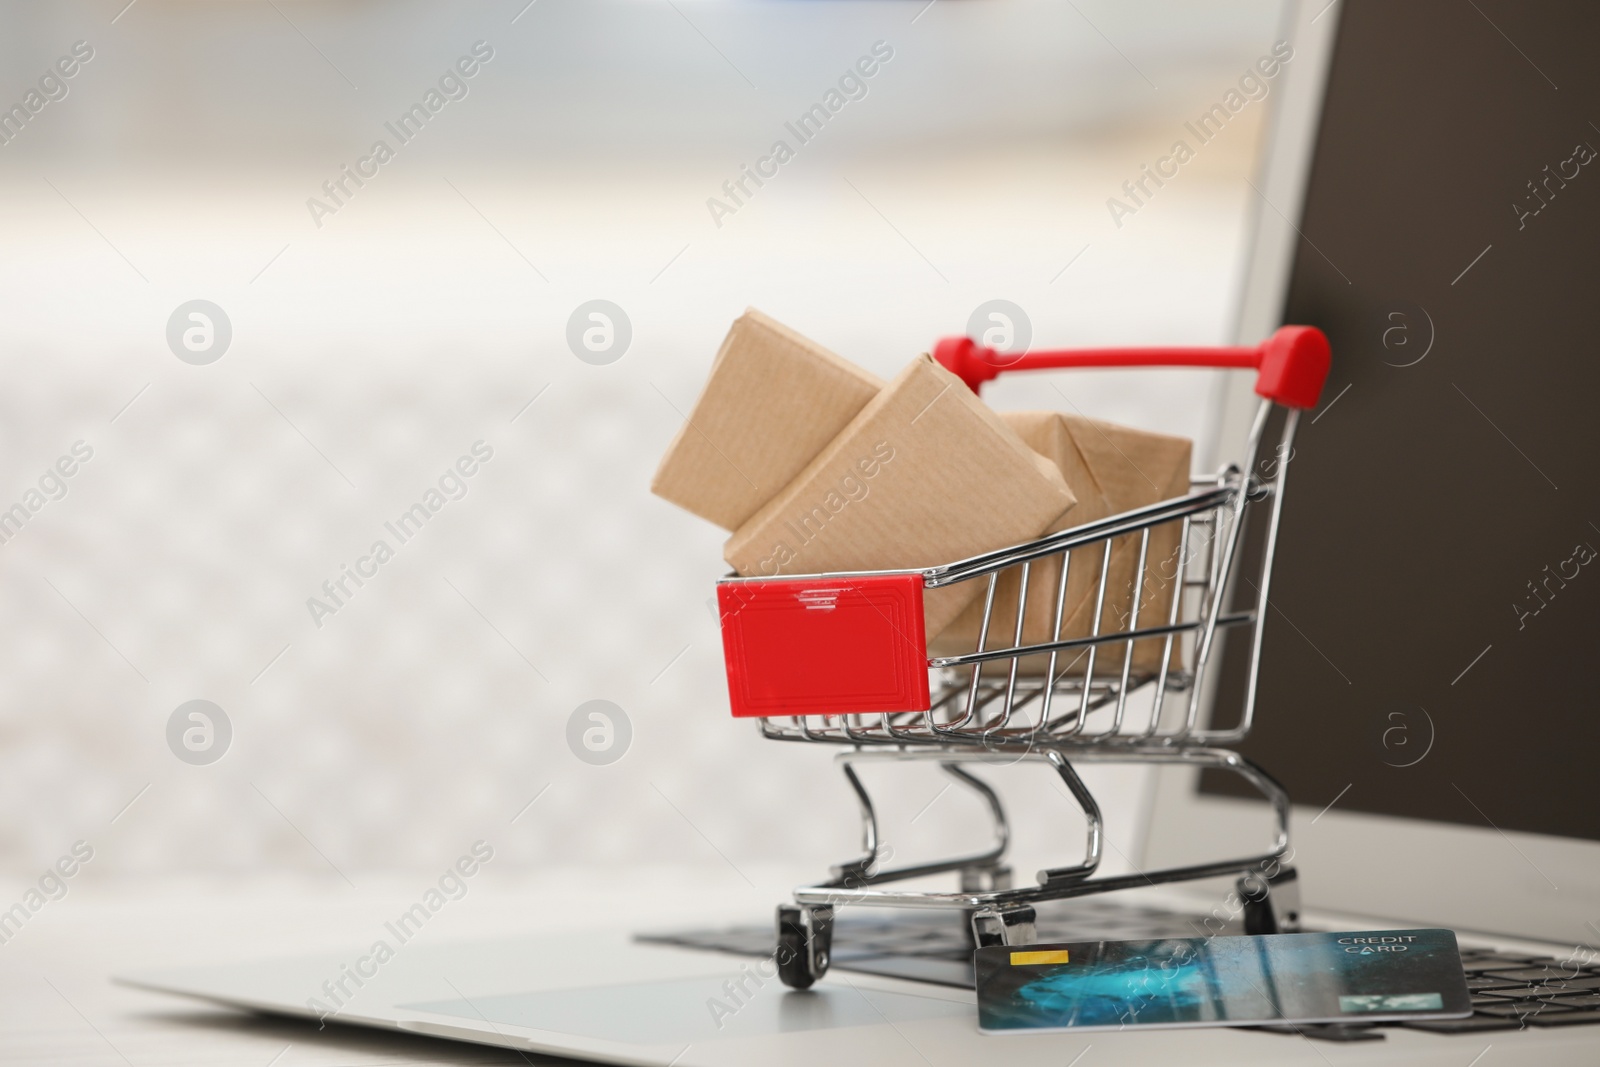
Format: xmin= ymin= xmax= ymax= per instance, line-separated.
xmin=714 ymin=327 xmax=1331 ymax=988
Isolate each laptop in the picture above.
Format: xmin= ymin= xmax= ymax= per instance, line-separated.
xmin=121 ymin=1 xmax=1600 ymax=1062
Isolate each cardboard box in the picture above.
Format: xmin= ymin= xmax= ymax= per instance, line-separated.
xmin=651 ymin=309 xmax=883 ymax=531
xmin=928 ymin=411 xmax=1192 ymax=676
xmin=724 ymin=356 xmax=1078 ymax=636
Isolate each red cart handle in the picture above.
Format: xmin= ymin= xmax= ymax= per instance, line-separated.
xmin=933 ymin=325 xmax=1331 ymax=410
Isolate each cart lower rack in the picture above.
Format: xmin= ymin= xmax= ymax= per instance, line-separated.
xmin=715 ymin=327 xmax=1331 ymax=988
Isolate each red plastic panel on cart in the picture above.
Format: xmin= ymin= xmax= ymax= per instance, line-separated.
xmin=717 ymin=574 xmax=930 ymax=718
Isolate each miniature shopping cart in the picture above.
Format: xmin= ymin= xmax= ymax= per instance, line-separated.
xmin=715 ymin=326 xmax=1331 ymax=989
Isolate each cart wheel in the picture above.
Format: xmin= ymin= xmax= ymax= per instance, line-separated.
xmin=776 ymin=904 xmax=833 ymax=990
xmin=970 ymin=905 xmax=1038 ymax=949
xmin=1238 ymin=864 xmax=1300 ymax=935
xmin=776 ymin=927 xmax=812 ymax=989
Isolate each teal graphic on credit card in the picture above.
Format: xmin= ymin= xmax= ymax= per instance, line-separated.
xmin=975 ymin=928 xmax=1472 ymax=1033
xmin=1340 ymin=993 xmax=1443 ymax=1012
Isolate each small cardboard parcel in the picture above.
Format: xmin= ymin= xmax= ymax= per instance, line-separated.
xmin=926 ymin=411 xmax=1191 ymax=675
xmin=652 ymin=309 xmax=1192 ymax=669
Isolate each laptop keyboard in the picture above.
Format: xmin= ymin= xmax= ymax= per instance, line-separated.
xmin=1401 ymin=948 xmax=1600 ymax=1033
xmin=640 ymin=904 xmax=1600 ymax=1039
xmin=642 ymin=897 xmax=1225 ymax=989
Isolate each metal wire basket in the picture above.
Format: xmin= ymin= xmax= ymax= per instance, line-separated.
xmin=714 ymin=327 xmax=1331 ymax=988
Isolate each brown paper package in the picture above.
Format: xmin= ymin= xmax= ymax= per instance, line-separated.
xmin=725 ymin=357 xmax=1078 ymax=636
xmin=651 ymin=309 xmax=884 ymax=531
xmin=927 ymin=411 xmax=1192 ymax=676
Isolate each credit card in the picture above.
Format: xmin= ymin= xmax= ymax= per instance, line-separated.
xmin=976 ymin=929 xmax=1472 ymax=1034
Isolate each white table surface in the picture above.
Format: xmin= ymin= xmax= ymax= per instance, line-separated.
xmin=1 ymin=866 xmax=774 ymax=1066
xmin=6 ymin=866 xmax=1600 ymax=1066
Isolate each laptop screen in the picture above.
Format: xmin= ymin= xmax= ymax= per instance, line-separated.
xmin=1200 ymin=0 xmax=1600 ymax=843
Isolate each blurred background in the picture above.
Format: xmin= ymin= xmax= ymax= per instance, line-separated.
xmin=0 ymin=0 xmax=1284 ymax=899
